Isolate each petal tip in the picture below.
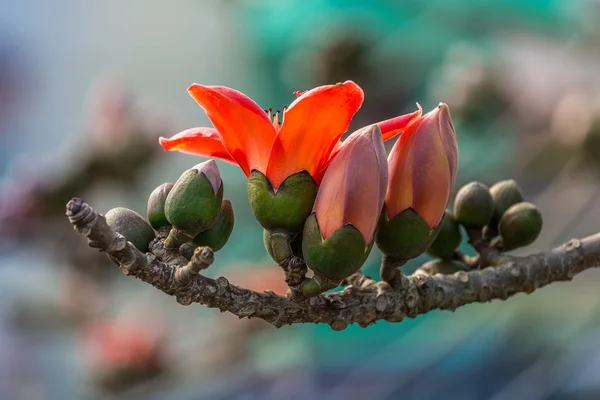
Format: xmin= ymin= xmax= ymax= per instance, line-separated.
xmin=158 ymin=136 xmax=172 ymax=151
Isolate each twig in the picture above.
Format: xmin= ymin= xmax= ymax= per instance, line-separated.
xmin=67 ymin=198 xmax=600 ymax=331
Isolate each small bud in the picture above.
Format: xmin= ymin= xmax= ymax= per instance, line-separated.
xmin=426 ymin=211 xmax=463 ymax=260
xmin=302 ymin=125 xmax=387 ymax=286
xmin=499 ymin=202 xmax=543 ymax=249
xmin=146 ymin=183 xmax=173 ymax=234
xmin=454 ymin=182 xmax=494 ymax=228
xmin=192 ymin=199 xmax=234 ymax=252
xmin=105 ymin=207 xmax=156 ymax=252
xmin=418 ymin=260 xmax=468 ymax=275
xmin=247 ymin=170 xmax=317 ymax=232
xmin=489 ymin=179 xmax=524 ymax=230
xmin=164 ymin=160 xmax=224 ymax=245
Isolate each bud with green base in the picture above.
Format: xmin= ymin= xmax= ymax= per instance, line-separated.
xmin=301 ymin=124 xmax=388 ymax=296
xmin=105 ymin=207 xmax=156 ymax=265
xmin=489 ymin=179 xmax=524 ymax=231
xmin=164 ymin=160 xmax=223 ymax=249
xmin=376 ymin=104 xmax=458 ymax=281
xmin=454 ymin=182 xmax=495 ymax=229
xmin=498 ymin=202 xmax=543 ymax=250
xmin=426 ymin=211 xmax=463 ymax=260
xmin=147 ymin=183 xmax=174 ymax=235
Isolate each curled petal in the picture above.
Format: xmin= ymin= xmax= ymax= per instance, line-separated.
xmin=188 ymin=84 xmax=276 ymax=176
xmin=266 ymin=81 xmax=364 ymax=188
xmin=377 ymin=106 xmax=422 ymax=141
xmin=159 ymin=127 xmax=235 ymax=163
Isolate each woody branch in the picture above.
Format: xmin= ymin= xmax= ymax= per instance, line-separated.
xmin=66 ymin=198 xmax=600 ymax=330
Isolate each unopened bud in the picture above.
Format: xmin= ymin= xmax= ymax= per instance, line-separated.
xmin=164 ymin=160 xmax=224 ymax=247
xmin=499 ymin=202 xmax=542 ymax=249
xmin=192 ymin=199 xmax=234 ymax=252
xmin=454 ymin=182 xmax=494 ymax=228
xmin=489 ymin=179 xmax=524 ymax=230
xmin=105 ymin=207 xmax=156 ymax=252
xmin=302 ymin=125 xmax=386 ymax=290
xmin=147 ymin=183 xmax=173 ymax=234
xmin=426 ymin=211 xmax=462 ymax=260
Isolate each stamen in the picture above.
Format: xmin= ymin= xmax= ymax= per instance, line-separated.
xmin=273 ymin=110 xmax=281 ymax=131
xmin=293 ymin=90 xmax=306 ymax=98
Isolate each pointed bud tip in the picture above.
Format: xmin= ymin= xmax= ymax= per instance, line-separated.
xmin=192 ymin=159 xmax=222 ymax=193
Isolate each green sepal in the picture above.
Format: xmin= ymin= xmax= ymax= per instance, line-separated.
xmin=165 ymin=168 xmax=223 ymax=236
xmin=248 ymin=170 xmax=317 ymax=232
xmin=418 ymin=260 xmax=468 ymax=275
xmin=105 ymin=207 xmax=156 ymax=253
xmin=192 ymin=199 xmax=235 ymax=252
xmin=147 ymin=182 xmax=174 ymax=234
xmin=499 ymin=202 xmax=543 ymax=249
xmin=302 ymin=213 xmax=372 ymax=282
xmin=426 ymin=211 xmax=463 ymax=260
xmin=489 ymin=179 xmax=524 ymax=230
xmin=376 ymin=208 xmax=441 ymax=260
xmin=454 ymin=181 xmax=495 ymax=228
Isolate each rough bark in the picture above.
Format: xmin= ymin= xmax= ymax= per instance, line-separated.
xmin=67 ymin=198 xmax=600 ymax=330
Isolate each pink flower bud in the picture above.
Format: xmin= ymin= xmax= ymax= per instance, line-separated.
xmin=192 ymin=159 xmax=222 ymax=194
xmin=313 ymin=124 xmax=388 ymax=243
xmin=385 ymin=103 xmax=458 ymax=229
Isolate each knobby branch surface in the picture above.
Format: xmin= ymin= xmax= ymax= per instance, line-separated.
xmin=66 ymin=198 xmax=600 ymax=330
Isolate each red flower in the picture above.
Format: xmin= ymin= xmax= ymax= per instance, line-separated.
xmin=160 ymin=81 xmax=420 ymax=189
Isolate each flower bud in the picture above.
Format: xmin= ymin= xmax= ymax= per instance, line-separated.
xmin=489 ymin=179 xmax=524 ymax=230
xmin=191 ymin=199 xmax=234 ymax=252
xmin=499 ymin=202 xmax=542 ymax=249
xmin=247 ymin=170 xmax=317 ymax=232
xmin=105 ymin=207 xmax=156 ymax=252
xmin=146 ymin=183 xmax=173 ymax=234
xmin=454 ymin=182 xmax=494 ymax=228
xmin=426 ymin=211 xmax=463 ymax=260
xmin=417 ymin=260 xmax=468 ymax=275
xmin=377 ymin=104 xmax=458 ymax=260
xmin=302 ymin=125 xmax=387 ymax=289
xmin=164 ymin=160 xmax=223 ymax=248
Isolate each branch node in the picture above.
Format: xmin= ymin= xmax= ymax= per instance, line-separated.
xmin=174 ymin=246 xmax=214 ymax=286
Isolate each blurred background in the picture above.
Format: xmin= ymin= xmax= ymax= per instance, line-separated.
xmin=1 ymin=0 xmax=600 ymax=399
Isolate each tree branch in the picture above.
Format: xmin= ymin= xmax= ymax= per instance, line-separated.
xmin=66 ymin=198 xmax=600 ymax=330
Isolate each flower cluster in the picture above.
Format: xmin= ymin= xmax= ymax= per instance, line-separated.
xmin=154 ymin=81 xmax=458 ymax=295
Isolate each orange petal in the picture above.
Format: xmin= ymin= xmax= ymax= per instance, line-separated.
xmin=266 ymin=81 xmax=364 ymax=188
xmin=377 ymin=106 xmax=422 ymax=141
xmin=159 ymin=127 xmax=236 ymax=163
xmin=188 ymin=84 xmax=276 ymax=176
